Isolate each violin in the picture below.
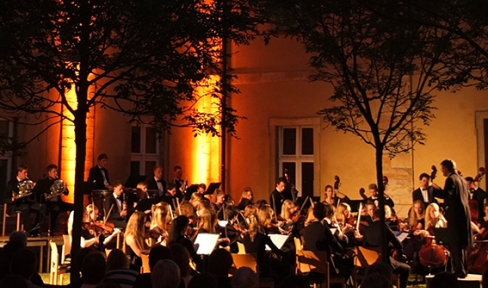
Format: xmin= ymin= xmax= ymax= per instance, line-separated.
xmin=83 ymin=220 xmax=115 ymax=236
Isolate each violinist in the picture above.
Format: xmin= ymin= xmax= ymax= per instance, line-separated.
xmin=160 ymin=183 xmax=178 ymax=210
xmin=236 ymin=187 xmax=254 ymax=210
xmin=134 ymin=182 xmax=157 ymax=214
xmin=241 ymin=204 xmax=257 ymax=229
xmin=324 ymin=204 xmax=353 ymax=248
xmin=211 ymin=189 xmax=225 ymax=219
xmin=407 ymin=200 xmax=425 ymax=231
xmin=197 ymin=209 xmax=231 ymax=246
xmin=167 ymin=215 xmax=200 ymax=269
xmin=125 ymin=211 xmax=157 ymax=270
xmin=189 ymin=192 xmax=203 ymax=208
xmin=148 ymin=203 xmax=172 ymax=245
xmin=81 ymin=204 xmax=121 ymax=252
xmin=104 ymin=181 xmax=127 ymax=229
xmin=217 ymin=205 xmax=244 ymax=253
xmin=414 ymin=203 xmax=447 ymax=238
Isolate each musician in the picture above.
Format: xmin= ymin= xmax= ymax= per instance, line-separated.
xmin=172 ymin=165 xmax=187 ymax=200
xmin=211 ymin=189 xmax=225 ymax=215
xmin=465 ymin=176 xmax=487 ymax=219
xmin=125 ymin=212 xmax=154 ymax=270
xmin=324 ymin=184 xmax=350 ymax=206
xmin=196 ymin=183 xmax=206 ymax=194
xmin=81 ymin=204 xmax=120 ymax=252
xmin=407 ymin=200 xmax=425 ymax=231
xmin=362 ymin=208 xmax=410 ymax=288
xmin=475 ymin=203 xmax=488 ymax=240
xmin=236 ymin=187 xmax=254 ymax=210
xmin=134 ymin=182 xmax=158 ymax=214
xmin=414 ymin=203 xmax=447 ymax=238
xmin=147 ymin=165 xmax=166 ymax=199
xmin=104 ymin=181 xmax=127 ymax=229
xmin=300 ymin=203 xmax=352 ymax=279
xmin=283 ymin=168 xmax=298 ymax=201
xmin=270 ymin=177 xmax=291 ymax=216
xmin=4 ymin=165 xmax=45 ymax=236
xmin=149 ymin=203 xmax=172 ymax=245
xmin=88 ymin=153 xmax=111 ymax=190
xmin=433 ymin=159 xmax=472 ymax=278
xmin=167 ymin=216 xmax=200 ymax=269
xmin=412 ymin=173 xmax=439 ymax=208
xmin=160 ymin=182 xmax=178 ymax=210
xmin=367 ymin=183 xmax=394 ymax=208
xmin=32 ymin=164 xmax=71 ymax=236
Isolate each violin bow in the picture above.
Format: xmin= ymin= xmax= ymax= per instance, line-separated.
xmin=176 ymin=197 xmax=182 ymax=215
xmin=169 ymin=205 xmax=175 ymax=220
xmin=299 ymin=196 xmax=309 ymax=214
xmin=105 ymin=204 xmax=114 ymax=225
xmin=224 ymin=202 xmax=228 ymax=239
xmin=309 ymin=197 xmax=314 ymax=208
xmin=356 ymin=203 xmax=363 ymax=231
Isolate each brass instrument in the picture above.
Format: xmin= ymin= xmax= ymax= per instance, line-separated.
xmin=14 ymin=180 xmax=34 ymax=200
xmin=45 ymin=179 xmax=65 ymax=201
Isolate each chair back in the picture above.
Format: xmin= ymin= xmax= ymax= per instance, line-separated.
xmin=296 ymin=249 xmax=329 ymax=275
xmin=237 ymin=241 xmax=246 ymax=254
xmin=232 ymin=253 xmax=258 ymax=273
xmin=294 ymin=237 xmax=302 ymax=251
xmin=50 ymin=241 xmax=59 ymax=268
xmin=354 ymin=246 xmax=380 ymax=267
xmin=61 ymin=234 xmax=71 ymax=264
xmin=141 ymin=253 xmax=150 ymax=273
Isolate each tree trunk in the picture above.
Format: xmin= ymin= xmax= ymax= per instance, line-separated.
xmin=70 ymin=109 xmax=87 ymax=282
xmin=375 ymin=145 xmax=388 ymax=263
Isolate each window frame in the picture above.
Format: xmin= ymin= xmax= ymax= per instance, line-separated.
xmin=130 ymin=123 xmax=159 ymax=176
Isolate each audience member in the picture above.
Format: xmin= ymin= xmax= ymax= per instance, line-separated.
xmin=0 ymin=274 xmax=29 ymax=288
xmin=365 ymin=262 xmax=393 ymax=278
xmin=10 ymin=248 xmax=43 ymax=288
xmin=151 ymin=259 xmax=181 ymax=288
xmin=66 ymin=247 xmax=96 ymax=288
xmin=208 ymin=248 xmax=233 ymax=288
xmin=0 ymin=240 xmax=24 ymax=280
xmin=231 ymin=267 xmax=257 ymax=288
xmin=81 ymin=251 xmax=106 ymax=288
xmin=105 ymin=249 xmax=139 ymax=288
xmin=279 ymin=274 xmax=309 ymax=288
xmin=133 ymin=246 xmax=174 ymax=288
xmin=188 ymin=273 xmax=218 ymax=288
xmin=9 ymin=231 xmax=27 ymax=246
xmin=360 ymin=272 xmax=392 ymax=288
xmin=96 ymin=279 xmax=122 ymax=288
xmin=169 ymin=244 xmax=193 ymax=287
xmin=431 ymin=272 xmax=459 ymax=288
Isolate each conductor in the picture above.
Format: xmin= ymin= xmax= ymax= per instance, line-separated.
xmin=434 ymin=159 xmax=472 ymax=278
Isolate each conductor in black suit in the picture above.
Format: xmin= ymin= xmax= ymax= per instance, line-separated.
xmin=270 ymin=177 xmax=291 ymax=216
xmin=366 ymin=183 xmax=394 ymax=208
xmin=412 ymin=173 xmax=439 ymax=208
xmin=88 ymin=153 xmax=111 ymax=190
xmin=465 ymin=176 xmax=487 ymax=219
xmin=104 ymin=181 xmax=127 ymax=229
xmin=433 ymin=159 xmax=472 ymax=278
xmin=146 ymin=165 xmax=166 ymax=200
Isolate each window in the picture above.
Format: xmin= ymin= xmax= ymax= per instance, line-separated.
xmin=0 ymin=120 xmax=13 ymax=190
xmin=278 ymin=126 xmax=315 ymax=198
xmin=130 ymin=124 xmax=159 ymax=177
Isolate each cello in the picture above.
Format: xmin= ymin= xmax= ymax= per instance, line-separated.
xmin=469 ymin=167 xmax=486 ymax=225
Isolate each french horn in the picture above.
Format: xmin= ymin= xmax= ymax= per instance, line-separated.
xmin=14 ymin=180 xmax=34 ymax=200
xmin=45 ymin=179 xmax=65 ymax=201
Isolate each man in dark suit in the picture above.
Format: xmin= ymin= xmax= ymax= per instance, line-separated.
xmin=104 ymin=181 xmax=127 ymax=229
xmin=3 ymin=165 xmax=45 ymax=236
xmin=270 ymin=177 xmax=291 ymax=216
xmin=146 ymin=165 xmax=166 ymax=200
xmin=412 ymin=173 xmax=439 ymax=208
xmin=32 ymin=164 xmax=71 ymax=236
xmin=362 ymin=208 xmax=410 ymax=288
xmin=88 ymin=153 xmax=110 ymax=190
xmin=433 ymin=159 xmax=472 ymax=278
xmin=367 ymin=183 xmax=394 ymax=208
xmin=172 ymin=165 xmax=186 ymax=201
xmin=160 ymin=182 xmax=177 ymax=210
xmin=465 ymin=176 xmax=487 ymax=219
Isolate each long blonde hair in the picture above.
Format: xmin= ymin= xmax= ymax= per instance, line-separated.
xmin=150 ymin=203 xmax=172 ymax=232
xmin=257 ymin=206 xmax=272 ymax=228
xmin=408 ymin=200 xmax=425 ymax=228
xmin=125 ymin=212 xmax=148 ymax=251
xmin=198 ymin=209 xmax=217 ymax=233
xmin=280 ymin=200 xmax=295 ymax=221
xmin=248 ymin=215 xmax=260 ymax=242
xmin=212 ymin=189 xmax=225 ymax=204
xmin=335 ymin=203 xmax=349 ymax=225
xmin=424 ymin=203 xmax=447 ymax=231
xmin=83 ymin=204 xmax=99 ymax=223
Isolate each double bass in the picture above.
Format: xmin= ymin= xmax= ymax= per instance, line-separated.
xmin=469 ymin=167 xmax=486 ymax=225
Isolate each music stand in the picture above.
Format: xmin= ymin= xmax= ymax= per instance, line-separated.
xmin=204 ymin=182 xmax=221 ymax=195
xmin=265 ymin=234 xmax=290 ymax=251
xmin=125 ymin=175 xmax=146 ymax=188
xmin=193 ymin=233 xmax=220 ymax=255
xmin=146 ymin=189 xmax=160 ymax=199
xmin=433 ymin=228 xmax=449 ymax=245
xmin=186 ymin=184 xmax=199 ymax=195
xmin=348 ymin=200 xmax=364 ymax=213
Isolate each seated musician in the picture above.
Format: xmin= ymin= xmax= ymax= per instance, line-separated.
xmin=335 ymin=203 xmax=357 ymax=246
xmin=160 ymin=182 xmax=178 ymax=210
xmin=196 ymin=183 xmax=206 ymax=194
xmin=241 ymin=214 xmax=283 ymax=279
xmin=364 ymin=201 xmax=375 ymax=225
xmin=220 ymin=205 xmax=244 ymax=253
xmin=236 ymin=187 xmax=254 ymax=210
xmin=104 ymin=181 xmax=127 ymax=229
xmin=149 ymin=203 xmax=172 ymax=245
xmin=475 ymin=203 xmax=488 ymax=240
xmin=167 ymin=215 xmax=200 ymax=269
xmin=414 ymin=203 xmax=447 ymax=238
xmin=33 ymin=164 xmax=72 ymax=236
xmin=125 ymin=211 xmax=158 ymax=270
xmin=361 ymin=208 xmax=410 ymax=288
xmin=134 ymin=182 xmax=158 ymax=214
xmin=197 ymin=209 xmax=230 ymax=245
xmin=81 ymin=204 xmax=120 ymax=252
xmin=189 ymin=192 xmax=203 ymax=208
xmin=210 ymin=189 xmax=225 ymax=212
xmin=323 ymin=184 xmax=350 ymax=206
xmin=3 ymin=165 xmax=45 ymax=236
xmin=408 ymin=200 xmax=425 ymax=231
xmin=300 ymin=202 xmax=353 ymax=279
xmin=367 ymin=183 xmax=394 ymax=208
xmin=466 ymin=176 xmax=487 ymax=219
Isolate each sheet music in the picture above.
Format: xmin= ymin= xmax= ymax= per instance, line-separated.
xmin=265 ymin=234 xmax=290 ymax=251
xmin=394 ymin=231 xmax=408 ymax=242
xmin=193 ymin=233 xmax=220 ymax=255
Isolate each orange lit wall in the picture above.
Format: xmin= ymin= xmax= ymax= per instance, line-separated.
xmin=189 ymin=75 xmax=221 ymax=184
xmin=60 ymin=85 xmax=95 ymax=204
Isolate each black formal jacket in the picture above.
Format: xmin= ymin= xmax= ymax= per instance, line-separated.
xmin=366 ymin=196 xmax=394 ymax=208
xmin=412 ymin=187 xmax=439 ymax=207
xmin=32 ymin=177 xmax=69 ymax=203
xmin=4 ymin=178 xmax=31 ymax=209
xmin=469 ymin=187 xmax=487 ymax=218
xmin=362 ymin=220 xmax=403 ymax=251
xmin=88 ymin=165 xmax=109 ymax=190
xmin=270 ymin=189 xmax=291 ymax=216
xmin=300 ymin=220 xmax=343 ymax=253
xmin=435 ymin=172 xmax=472 ymax=247
xmin=104 ymin=193 xmax=126 ymax=229
xmin=146 ymin=178 xmax=166 ymax=199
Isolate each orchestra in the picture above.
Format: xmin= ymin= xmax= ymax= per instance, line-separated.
xmin=5 ymin=158 xmax=488 ymax=287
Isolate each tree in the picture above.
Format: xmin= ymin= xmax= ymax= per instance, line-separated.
xmin=0 ymin=0 xmax=267 ymax=279
xmin=272 ymin=0 xmax=454 ymax=261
